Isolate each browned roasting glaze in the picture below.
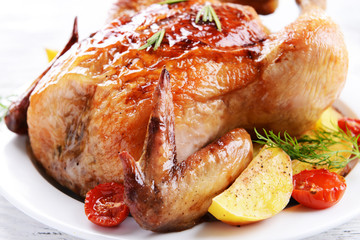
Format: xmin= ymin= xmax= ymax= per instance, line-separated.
xmin=5 ymin=0 xmax=347 ymax=227
xmin=110 ymin=0 xmax=278 ymax=19
xmin=225 ymin=0 xmax=278 ymax=14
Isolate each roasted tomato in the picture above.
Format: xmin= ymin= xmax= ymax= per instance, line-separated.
xmin=292 ymin=169 xmax=346 ymax=209
xmin=84 ymin=182 xmax=129 ymax=227
xmin=338 ymin=117 xmax=360 ymax=144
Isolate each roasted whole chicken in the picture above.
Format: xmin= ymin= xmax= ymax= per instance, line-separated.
xmin=5 ymin=0 xmax=348 ymax=232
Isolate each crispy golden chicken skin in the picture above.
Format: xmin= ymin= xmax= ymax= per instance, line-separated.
xmin=22 ymin=0 xmax=347 ymax=200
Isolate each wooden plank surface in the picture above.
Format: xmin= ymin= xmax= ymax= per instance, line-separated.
xmin=1 ymin=0 xmax=360 ymax=239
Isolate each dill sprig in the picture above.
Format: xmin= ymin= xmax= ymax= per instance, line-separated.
xmin=195 ymin=4 xmax=222 ymax=32
xmin=138 ymin=29 xmax=166 ymax=51
xmin=254 ymin=127 xmax=360 ymax=169
xmin=159 ymin=0 xmax=187 ymax=4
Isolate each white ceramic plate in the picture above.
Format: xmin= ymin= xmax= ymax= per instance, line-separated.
xmin=0 ymin=100 xmax=359 ymax=240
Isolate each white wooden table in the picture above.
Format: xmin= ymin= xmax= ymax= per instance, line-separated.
xmin=1 ymin=0 xmax=360 ymax=239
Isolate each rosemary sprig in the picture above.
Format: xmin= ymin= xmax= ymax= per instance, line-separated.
xmin=254 ymin=127 xmax=360 ymax=169
xmin=159 ymin=0 xmax=187 ymax=4
xmin=195 ymin=4 xmax=222 ymax=32
xmin=138 ymin=29 xmax=166 ymax=51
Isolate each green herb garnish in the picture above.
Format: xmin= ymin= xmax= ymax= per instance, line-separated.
xmin=138 ymin=29 xmax=166 ymax=51
xmin=0 ymin=96 xmax=13 ymax=123
xmin=195 ymin=4 xmax=222 ymax=32
xmin=254 ymin=127 xmax=360 ymax=169
xmin=159 ymin=0 xmax=187 ymax=5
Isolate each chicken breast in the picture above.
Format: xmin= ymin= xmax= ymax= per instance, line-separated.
xmin=10 ymin=0 xmax=346 ymax=198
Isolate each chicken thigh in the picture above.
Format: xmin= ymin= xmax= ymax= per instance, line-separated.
xmin=6 ymin=0 xmax=347 ymax=201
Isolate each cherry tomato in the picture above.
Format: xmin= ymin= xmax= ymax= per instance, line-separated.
xmin=84 ymin=182 xmax=129 ymax=227
xmin=292 ymin=169 xmax=346 ymax=209
xmin=338 ymin=117 xmax=360 ymax=145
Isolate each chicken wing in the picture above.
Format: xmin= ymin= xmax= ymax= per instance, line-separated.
xmin=119 ymin=68 xmax=253 ymax=231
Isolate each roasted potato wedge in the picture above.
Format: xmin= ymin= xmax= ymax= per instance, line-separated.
xmin=315 ymin=106 xmax=344 ymax=131
xmin=208 ymin=146 xmax=293 ymax=225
